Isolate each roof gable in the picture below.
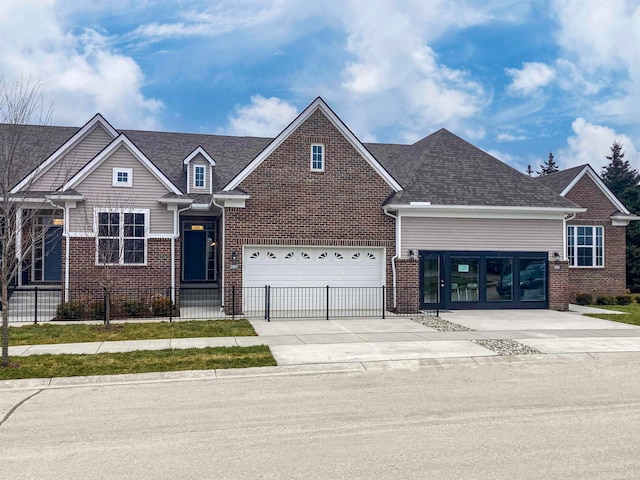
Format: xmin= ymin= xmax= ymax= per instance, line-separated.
xmin=10 ymin=114 xmax=118 ymax=193
xmin=223 ymin=97 xmax=402 ymax=192
xmin=559 ymin=165 xmax=631 ymax=214
xmin=183 ymin=146 xmax=216 ymax=166
xmin=62 ymin=133 xmax=182 ymax=195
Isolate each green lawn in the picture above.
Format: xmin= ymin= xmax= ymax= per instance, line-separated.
xmin=0 ymin=346 xmax=276 ymax=380
xmin=6 ymin=319 xmax=256 ymax=346
xmin=586 ymin=303 xmax=640 ymax=327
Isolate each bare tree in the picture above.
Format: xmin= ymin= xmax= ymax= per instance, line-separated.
xmin=0 ymin=77 xmax=54 ymax=367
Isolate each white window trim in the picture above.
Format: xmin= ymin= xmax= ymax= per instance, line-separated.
xmin=194 ymin=165 xmax=206 ymax=188
xmin=112 ymin=167 xmax=133 ymax=188
xmin=567 ymin=225 xmax=604 ymax=268
xmin=310 ymin=143 xmax=325 ymax=172
xmin=94 ymin=208 xmax=149 ymax=266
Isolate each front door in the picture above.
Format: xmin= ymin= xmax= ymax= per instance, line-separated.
xmin=44 ymin=226 xmax=62 ymax=281
xmin=183 ymin=230 xmax=207 ymax=281
xmin=420 ymin=254 xmax=442 ymax=310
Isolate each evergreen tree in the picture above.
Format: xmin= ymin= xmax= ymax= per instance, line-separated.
xmin=526 ymin=164 xmax=534 ymax=176
xmin=538 ymin=151 xmax=559 ymax=176
xmin=601 ymin=141 xmax=640 ymax=289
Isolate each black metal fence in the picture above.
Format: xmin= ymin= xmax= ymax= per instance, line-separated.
xmin=2 ymin=285 xmax=434 ymax=323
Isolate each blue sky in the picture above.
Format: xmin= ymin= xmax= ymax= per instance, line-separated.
xmin=2 ymin=0 xmax=640 ymax=174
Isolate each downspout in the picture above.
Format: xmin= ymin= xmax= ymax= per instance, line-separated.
xmin=563 ymin=213 xmax=576 ymax=261
xmin=211 ymin=196 xmax=225 ymax=308
xmin=173 ymin=203 xmax=193 ymax=303
xmin=383 ymin=208 xmax=399 ymax=308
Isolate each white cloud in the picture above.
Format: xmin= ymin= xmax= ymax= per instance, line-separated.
xmin=496 ymin=132 xmax=528 ymax=142
xmin=505 ymin=62 xmax=556 ymax=96
xmin=558 ymin=118 xmax=638 ymax=170
xmin=224 ymin=95 xmax=298 ymax=137
xmin=0 ymin=0 xmax=162 ymax=128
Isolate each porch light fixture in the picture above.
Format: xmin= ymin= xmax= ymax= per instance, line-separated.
xmin=191 ymin=225 xmax=204 ymax=231
xmin=230 ymin=251 xmax=239 ymax=270
xmin=409 ymin=249 xmax=416 ymax=260
xmin=210 ymin=241 xmax=217 ymax=247
xmin=52 ymin=218 xmax=64 ymax=226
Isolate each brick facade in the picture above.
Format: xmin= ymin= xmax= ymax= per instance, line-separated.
xmin=223 ymin=108 xmax=396 ymax=312
xmin=548 ymin=260 xmax=570 ymax=311
xmin=564 ymin=175 xmax=627 ymax=299
xmin=65 ymin=237 xmax=181 ymax=301
xmin=395 ymin=258 xmax=420 ymax=314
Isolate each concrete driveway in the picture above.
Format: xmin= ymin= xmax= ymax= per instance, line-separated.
xmin=249 ymin=309 xmax=640 ymax=365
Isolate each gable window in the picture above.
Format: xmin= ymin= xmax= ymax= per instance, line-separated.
xmin=567 ymin=226 xmax=603 ymax=267
xmin=311 ymin=144 xmax=324 ymax=172
xmin=96 ymin=210 xmax=147 ymax=265
xmin=112 ymin=167 xmax=133 ymax=187
xmin=194 ymin=165 xmax=205 ymax=188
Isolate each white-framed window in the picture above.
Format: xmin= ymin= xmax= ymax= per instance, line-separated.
xmin=112 ymin=167 xmax=133 ymax=187
xmin=567 ymin=225 xmax=604 ymax=267
xmin=311 ymin=144 xmax=324 ymax=172
xmin=95 ymin=209 xmax=148 ymax=265
xmin=194 ymin=165 xmax=205 ymax=188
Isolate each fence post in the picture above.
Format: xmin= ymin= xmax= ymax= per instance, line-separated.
xmin=266 ymin=285 xmax=271 ymax=322
xmin=34 ymin=286 xmax=38 ymax=325
xmin=264 ymin=285 xmax=268 ymax=320
xmin=382 ymin=285 xmax=385 ymax=320
xmin=169 ymin=287 xmax=173 ymax=323
xmin=326 ymin=285 xmax=329 ymax=321
xmin=232 ymin=285 xmax=236 ymax=320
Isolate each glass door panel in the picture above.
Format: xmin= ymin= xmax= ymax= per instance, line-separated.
xmin=422 ymin=256 xmax=440 ymax=304
xmin=451 ymin=257 xmax=479 ymax=302
xmin=486 ymin=258 xmax=513 ymax=302
xmin=518 ymin=258 xmax=547 ymax=302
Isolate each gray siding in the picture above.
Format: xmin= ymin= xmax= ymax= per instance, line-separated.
xmin=401 ymin=217 xmax=563 ymax=258
xmin=32 ymin=125 xmax=113 ymax=191
xmin=189 ymin=155 xmax=209 ymax=193
xmin=68 ymin=145 xmax=174 ymax=234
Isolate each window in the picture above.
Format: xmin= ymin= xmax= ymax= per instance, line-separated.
xmin=194 ymin=165 xmax=205 ymax=188
xmin=311 ymin=144 xmax=324 ymax=171
xmin=96 ymin=210 xmax=147 ymax=265
xmin=112 ymin=168 xmax=133 ymax=187
xmin=567 ymin=226 xmax=603 ymax=267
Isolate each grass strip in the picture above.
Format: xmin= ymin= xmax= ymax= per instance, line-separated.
xmin=586 ymin=304 xmax=640 ymax=327
xmin=0 ymin=346 xmax=276 ymax=380
xmin=7 ymin=319 xmax=257 ymax=346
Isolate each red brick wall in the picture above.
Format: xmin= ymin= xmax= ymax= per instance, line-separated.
xmin=223 ymin=108 xmax=396 ymax=310
xmin=395 ymin=258 xmax=420 ymax=313
xmin=564 ymin=174 xmax=627 ymax=297
xmin=66 ymin=237 xmax=180 ymax=296
xmin=548 ymin=261 xmax=570 ymax=310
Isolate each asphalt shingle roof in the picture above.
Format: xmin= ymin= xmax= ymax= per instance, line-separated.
xmin=1 ymin=122 xmax=577 ymax=210
xmin=534 ymin=164 xmax=587 ymax=194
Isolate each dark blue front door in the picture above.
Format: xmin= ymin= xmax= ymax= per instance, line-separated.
xmin=183 ymin=230 xmax=207 ymax=281
xmin=44 ymin=226 xmax=62 ymax=281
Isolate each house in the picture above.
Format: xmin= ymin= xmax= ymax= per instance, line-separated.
xmin=536 ymin=165 xmax=640 ymax=300
xmin=3 ymin=97 xmax=635 ymax=314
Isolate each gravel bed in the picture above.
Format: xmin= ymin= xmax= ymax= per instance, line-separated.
xmin=411 ymin=315 xmax=472 ymax=332
xmin=471 ymin=339 xmax=542 ymax=356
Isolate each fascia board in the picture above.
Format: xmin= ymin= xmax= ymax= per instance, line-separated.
xmin=223 ymin=97 xmax=402 ymax=192
xmin=183 ymin=146 xmax=216 ymax=166
xmin=10 ymin=114 xmax=118 ymax=194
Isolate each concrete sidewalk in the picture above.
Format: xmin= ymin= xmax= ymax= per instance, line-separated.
xmin=8 ymin=310 xmax=640 ymax=366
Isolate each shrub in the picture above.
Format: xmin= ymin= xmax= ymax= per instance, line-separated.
xmin=616 ymin=295 xmax=632 ymax=305
xmin=122 ymin=298 xmax=146 ymax=317
xmin=56 ymin=301 xmax=86 ymax=320
xmin=596 ymin=295 xmax=617 ymax=306
xmin=575 ymin=293 xmax=592 ymax=306
xmin=91 ymin=301 xmax=105 ymax=319
xmin=151 ymin=296 xmax=172 ymax=316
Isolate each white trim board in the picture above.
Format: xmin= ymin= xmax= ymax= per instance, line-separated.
xmin=223 ymin=97 xmax=403 ymax=192
xmin=561 ymin=165 xmax=631 ymax=214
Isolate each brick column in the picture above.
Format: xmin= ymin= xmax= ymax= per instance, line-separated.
xmin=395 ymin=258 xmax=420 ymax=314
xmin=549 ymin=260 xmax=570 ymax=311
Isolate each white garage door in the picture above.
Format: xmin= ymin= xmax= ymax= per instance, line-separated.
xmin=243 ymin=246 xmax=385 ymax=314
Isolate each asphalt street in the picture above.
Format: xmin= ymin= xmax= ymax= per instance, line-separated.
xmin=1 ymin=353 xmax=640 ymax=479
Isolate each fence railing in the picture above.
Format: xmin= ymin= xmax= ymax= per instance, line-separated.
xmin=3 ymin=285 xmax=434 ymax=323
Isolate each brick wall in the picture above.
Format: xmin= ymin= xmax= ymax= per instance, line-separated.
xmin=548 ymin=260 xmax=570 ymax=310
xmin=395 ymin=258 xmax=420 ymax=314
xmin=66 ymin=237 xmax=180 ymax=299
xmin=223 ymin=108 xmax=396 ymax=312
xmin=564 ymin=174 xmax=627 ymax=298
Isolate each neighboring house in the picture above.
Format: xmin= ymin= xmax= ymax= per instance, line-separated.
xmin=4 ymin=97 xmax=630 ymax=314
xmin=536 ymin=165 xmax=640 ymax=300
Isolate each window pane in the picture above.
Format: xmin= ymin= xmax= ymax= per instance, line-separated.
xmin=124 ymin=239 xmax=144 ymax=264
xmin=98 ymin=239 xmax=119 ymax=264
xmin=518 ymin=258 xmax=546 ymax=301
xmin=450 ymin=257 xmax=479 ymax=302
xmin=577 ymin=247 xmax=593 ymax=266
xmin=487 ymin=258 xmax=513 ymax=302
xmin=124 ymin=213 xmax=145 ymax=237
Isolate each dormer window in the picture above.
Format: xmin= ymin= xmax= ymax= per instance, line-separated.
xmin=194 ymin=165 xmax=205 ymax=188
xmin=112 ymin=167 xmax=133 ymax=187
xmin=311 ymin=144 xmax=324 ymax=172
